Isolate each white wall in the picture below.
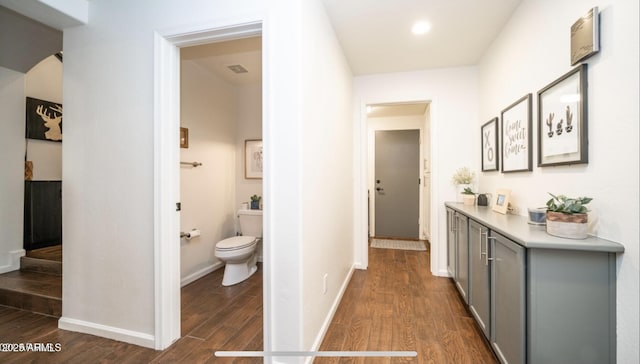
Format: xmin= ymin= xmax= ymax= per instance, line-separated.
xmin=353 ymin=67 xmax=479 ymax=275
xmin=299 ymin=0 xmax=354 ymax=352
xmin=179 ymin=60 xmax=237 ymax=284
xmin=25 ymin=55 xmax=62 ymax=181
xmin=0 ymin=66 xmax=26 ymax=273
xmin=478 ymin=0 xmax=639 ymax=362
xmin=367 ymin=114 xmax=426 ymax=239
xmin=235 ymin=83 xmax=263 ymax=209
xmin=61 ymin=0 xmax=353 ymax=355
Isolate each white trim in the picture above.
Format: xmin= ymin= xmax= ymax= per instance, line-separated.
xmin=0 ymin=249 xmax=25 ymax=274
xmin=153 ymin=20 xmax=265 ymax=352
xmin=356 ymin=98 xmax=439 ymax=275
xmin=180 ymin=261 xmax=224 ymax=287
xmin=305 ymin=264 xmax=356 ymax=364
xmin=58 ymin=317 xmax=155 ymax=349
xmin=153 ymin=31 xmax=182 ymax=350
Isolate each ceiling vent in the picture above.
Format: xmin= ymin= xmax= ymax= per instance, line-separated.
xmin=227 ymin=64 xmax=248 ymax=74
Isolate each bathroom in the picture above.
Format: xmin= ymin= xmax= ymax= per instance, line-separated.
xmin=179 ymin=36 xmax=263 ymax=288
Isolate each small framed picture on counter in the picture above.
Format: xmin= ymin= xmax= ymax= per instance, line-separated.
xmin=492 ymin=189 xmax=511 ymax=214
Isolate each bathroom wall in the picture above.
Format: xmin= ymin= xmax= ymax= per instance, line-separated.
xmin=478 ymin=0 xmax=639 ymax=361
xmin=180 ymin=59 xmax=237 ymax=285
xmin=25 ymin=55 xmax=63 ymax=181
xmin=0 ymin=66 xmax=26 ymax=273
xmin=235 ymin=83 xmax=263 ymax=210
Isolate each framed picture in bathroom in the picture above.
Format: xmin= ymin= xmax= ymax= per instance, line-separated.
xmin=245 ymin=139 xmax=263 ymax=179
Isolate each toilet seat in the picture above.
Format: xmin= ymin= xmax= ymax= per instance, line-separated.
xmin=216 ymin=236 xmax=256 ymax=251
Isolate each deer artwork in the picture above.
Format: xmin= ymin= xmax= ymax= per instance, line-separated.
xmin=545 ymin=112 xmax=555 ymax=138
xmin=36 ymin=104 xmax=63 ymax=141
xmin=565 ymin=105 xmax=573 ymax=133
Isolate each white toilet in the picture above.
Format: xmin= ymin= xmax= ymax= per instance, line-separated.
xmin=214 ymin=209 xmax=262 ymax=286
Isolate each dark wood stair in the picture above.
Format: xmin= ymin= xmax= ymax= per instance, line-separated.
xmin=0 ymin=246 xmax=62 ymax=317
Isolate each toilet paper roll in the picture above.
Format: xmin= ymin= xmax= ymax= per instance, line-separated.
xmin=186 ymin=229 xmax=201 ymax=240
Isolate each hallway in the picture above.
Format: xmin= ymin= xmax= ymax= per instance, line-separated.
xmin=318 ymin=245 xmax=497 ymax=363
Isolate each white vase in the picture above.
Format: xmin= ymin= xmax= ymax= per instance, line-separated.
xmin=456 ymin=184 xmax=471 ymax=202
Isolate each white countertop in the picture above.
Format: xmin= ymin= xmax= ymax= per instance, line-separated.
xmin=445 ymin=202 xmax=625 ymax=253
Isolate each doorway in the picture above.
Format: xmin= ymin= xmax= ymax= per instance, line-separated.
xmin=374 ymin=129 xmax=420 ymax=239
xmin=153 ymin=22 xmax=265 ymax=350
xmin=366 ymin=102 xmax=430 ymax=242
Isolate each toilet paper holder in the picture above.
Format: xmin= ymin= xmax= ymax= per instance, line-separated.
xmin=180 ymin=229 xmax=201 ymax=239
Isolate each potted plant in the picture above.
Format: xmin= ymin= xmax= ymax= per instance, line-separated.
xmin=451 ymin=167 xmax=475 ymax=202
xmin=461 ymin=187 xmax=476 ymax=206
xmin=250 ymin=194 xmax=261 ymax=210
xmin=545 ymin=193 xmax=592 ymax=239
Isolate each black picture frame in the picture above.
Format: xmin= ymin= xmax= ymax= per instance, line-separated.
xmin=537 ymin=64 xmax=588 ymax=167
xmin=26 ymin=97 xmax=63 ymax=142
xmin=501 ymin=94 xmax=532 ymax=173
xmin=481 ymin=117 xmax=499 ymax=171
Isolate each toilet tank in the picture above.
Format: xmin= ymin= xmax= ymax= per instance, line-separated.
xmin=238 ymin=209 xmax=262 ymax=238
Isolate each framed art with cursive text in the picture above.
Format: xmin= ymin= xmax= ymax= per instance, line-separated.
xmin=501 ymin=94 xmax=532 ymax=173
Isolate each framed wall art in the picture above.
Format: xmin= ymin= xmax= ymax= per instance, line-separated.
xmin=481 ymin=117 xmax=499 ymax=172
xmin=537 ymin=64 xmax=588 ymax=167
xmin=26 ymin=97 xmax=62 ymax=142
xmin=501 ymin=94 xmax=532 ymax=173
xmin=245 ymin=139 xmax=263 ymax=179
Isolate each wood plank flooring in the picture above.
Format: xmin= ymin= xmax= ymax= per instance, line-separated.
xmin=317 ymin=245 xmax=497 ymax=364
xmin=0 ymin=265 xmax=263 ymax=363
xmin=0 ymin=246 xmax=495 ymax=363
xmin=26 ymin=246 xmax=62 ymax=262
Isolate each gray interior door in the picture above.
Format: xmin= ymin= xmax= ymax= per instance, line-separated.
xmin=374 ymin=129 xmax=420 ymax=239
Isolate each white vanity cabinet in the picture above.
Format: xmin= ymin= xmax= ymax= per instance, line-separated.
xmin=446 ymin=202 xmax=623 ymax=364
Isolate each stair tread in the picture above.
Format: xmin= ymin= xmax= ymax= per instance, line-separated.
xmin=0 ymin=271 xmax=61 ymax=299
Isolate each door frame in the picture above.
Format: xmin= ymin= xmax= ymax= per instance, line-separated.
xmin=153 ymin=20 xmax=265 ymax=350
xmin=369 ymin=127 xmax=423 ymax=239
xmin=355 ymin=98 xmax=440 ymax=274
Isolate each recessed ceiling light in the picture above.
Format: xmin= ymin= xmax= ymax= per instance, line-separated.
xmin=412 ymin=21 xmax=431 ymax=35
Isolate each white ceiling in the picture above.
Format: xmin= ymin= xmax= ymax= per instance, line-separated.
xmin=321 ymin=0 xmax=522 ymax=75
xmin=181 ymin=37 xmax=262 ymax=86
xmin=180 ymin=1 xmax=524 ymax=83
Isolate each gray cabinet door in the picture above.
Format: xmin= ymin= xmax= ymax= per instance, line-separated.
xmin=454 ymin=213 xmax=469 ymax=303
xmin=446 ymin=208 xmax=456 ymax=277
xmin=468 ymin=220 xmax=490 ymax=339
xmin=490 ymin=232 xmax=525 ymax=364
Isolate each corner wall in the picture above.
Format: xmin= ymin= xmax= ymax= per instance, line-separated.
xmin=299 ymin=0 xmax=354 ymax=351
xmin=353 ymin=67 xmax=479 ymax=276
xmin=0 ymin=66 xmax=26 ymax=273
xmin=478 ymin=0 xmax=639 ymax=361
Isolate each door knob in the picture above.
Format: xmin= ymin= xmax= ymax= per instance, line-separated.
xmin=376 ymin=187 xmax=384 ymax=192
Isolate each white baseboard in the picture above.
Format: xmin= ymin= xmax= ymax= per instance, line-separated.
xmin=306 ymin=264 xmax=356 ymax=364
xmin=0 ymin=249 xmax=25 ymax=274
xmin=58 ymin=316 xmax=155 ymax=349
xmin=180 ymin=261 xmax=224 ymax=287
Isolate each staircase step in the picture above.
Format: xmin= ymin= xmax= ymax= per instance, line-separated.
xmin=20 ymin=256 xmax=62 ymax=276
xmin=0 ymin=271 xmax=61 ymax=317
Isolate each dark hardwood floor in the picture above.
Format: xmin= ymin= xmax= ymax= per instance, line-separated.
xmin=26 ymin=246 xmax=62 ymax=262
xmin=0 ymin=245 xmax=496 ymax=363
xmin=0 ymin=265 xmax=263 ymax=363
xmin=317 ymin=245 xmax=497 ymax=364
